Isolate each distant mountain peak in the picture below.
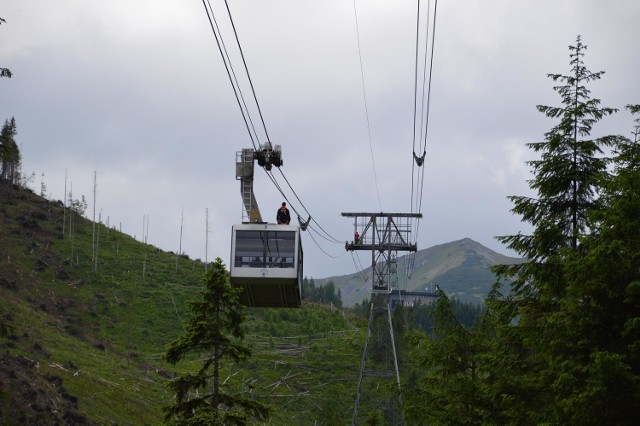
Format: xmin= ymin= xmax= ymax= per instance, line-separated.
xmin=317 ymin=238 xmax=522 ymax=307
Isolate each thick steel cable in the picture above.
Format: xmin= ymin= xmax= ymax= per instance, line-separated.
xmin=275 ymin=168 xmax=343 ymax=243
xmin=410 ymin=0 xmax=438 ymax=228
xmin=408 ymin=0 xmax=439 ymax=276
xmin=202 ymin=0 xmax=260 ymax=150
xmin=411 ymin=0 xmax=423 ymax=218
xmin=276 ymin=168 xmax=311 ymax=217
xmin=351 ymin=251 xmax=371 ymax=282
xmin=209 ymin=1 xmax=340 ymax=248
xmin=417 ymin=0 xmax=438 ymax=219
xmin=203 ymin=1 xmax=354 ymax=258
xmin=269 ymin=168 xmax=342 ymax=244
xmin=307 ymin=224 xmax=342 ymax=244
xmin=307 ymin=226 xmax=346 ymax=259
xmin=223 ymin=0 xmax=272 ymax=144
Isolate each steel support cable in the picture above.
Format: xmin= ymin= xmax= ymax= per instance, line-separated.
xmin=212 ymin=1 xmax=339 ymax=247
xmin=417 ymin=0 xmax=433 ymax=159
xmin=274 ymin=167 xmax=343 ymax=244
xmin=412 ymin=0 xmax=432 ymax=218
xmin=264 ymin=171 xmax=341 ymax=256
xmin=409 ymin=1 xmax=438 ymax=278
xmin=352 ymin=0 xmax=383 ymax=211
xmin=268 ymin=168 xmax=342 ymax=244
xmin=264 ymin=169 xmax=294 ymax=210
xmin=269 ymin=171 xmax=343 ymax=250
xmin=410 ymin=0 xmax=428 ymax=264
xmin=265 ymin=169 xmax=316 ymax=236
xmin=417 ymin=0 xmax=438 ymax=220
xmin=408 ymin=0 xmax=439 ymax=277
xmin=265 ymin=169 xmax=308 ymax=229
xmin=205 ymin=0 xmax=344 ymax=254
xmin=307 ymin=226 xmax=346 ymax=259
xmin=410 ymin=0 xmax=438 ymax=228
xmin=310 ymin=219 xmax=343 ymax=244
xmin=223 ymin=0 xmax=272 ymax=145
xmin=275 ymin=168 xmax=311 ymax=218
xmin=350 ymin=252 xmax=370 ymax=282
xmin=410 ymin=0 xmax=423 ymax=218
xmin=202 ymin=0 xmax=260 ymax=150
xmin=354 ymin=251 xmax=370 ymax=279
xmin=307 ymin=224 xmax=341 ymax=245
xmin=408 ymin=0 xmax=428 ymax=277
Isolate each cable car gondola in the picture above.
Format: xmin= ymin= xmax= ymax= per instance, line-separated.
xmin=230 ymin=222 xmax=302 ymax=308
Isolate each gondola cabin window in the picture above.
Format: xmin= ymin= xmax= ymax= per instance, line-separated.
xmin=234 ymin=230 xmax=296 ymax=269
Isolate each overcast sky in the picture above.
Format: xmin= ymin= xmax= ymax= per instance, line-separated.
xmin=2 ymin=0 xmax=638 ymax=279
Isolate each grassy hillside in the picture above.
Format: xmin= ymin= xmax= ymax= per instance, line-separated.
xmin=321 ymin=238 xmax=523 ymax=306
xmin=0 ymin=183 xmax=365 ymax=424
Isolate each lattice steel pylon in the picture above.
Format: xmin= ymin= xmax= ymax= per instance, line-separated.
xmin=342 ymin=212 xmax=421 ymax=425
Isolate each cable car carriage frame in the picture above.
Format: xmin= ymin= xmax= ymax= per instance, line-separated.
xmin=229 ymin=144 xmax=305 ymax=308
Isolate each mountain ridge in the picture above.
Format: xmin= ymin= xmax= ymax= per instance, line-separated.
xmin=317 ymin=237 xmax=523 ymax=307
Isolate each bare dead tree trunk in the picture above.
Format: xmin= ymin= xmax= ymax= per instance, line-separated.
xmin=142 ymin=214 xmax=149 ymax=279
xmin=63 ymin=170 xmax=67 ymax=239
xmin=95 ymin=210 xmax=101 ymax=273
xmin=176 ymin=208 xmax=184 ymax=274
xmin=69 ymin=182 xmax=74 ymax=261
xmin=92 ymin=171 xmax=97 ymax=273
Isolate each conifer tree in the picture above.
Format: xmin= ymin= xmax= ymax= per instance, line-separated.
xmin=0 ymin=118 xmax=20 ymax=185
xmin=494 ymin=36 xmax=618 ymax=342
xmin=492 ymin=36 xmax=624 ymax=423
xmin=499 ymin=35 xmax=616 ymax=269
xmin=163 ymin=258 xmax=268 ymax=425
xmin=404 ymin=288 xmax=496 ymax=425
xmin=547 ymin=105 xmax=640 ymax=423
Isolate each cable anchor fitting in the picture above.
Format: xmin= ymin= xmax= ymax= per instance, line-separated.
xmin=298 ymin=215 xmax=311 ymax=231
xmin=413 ymin=150 xmax=426 ymax=167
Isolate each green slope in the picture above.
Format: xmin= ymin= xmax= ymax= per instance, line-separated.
xmin=0 ymin=183 xmax=365 ymax=424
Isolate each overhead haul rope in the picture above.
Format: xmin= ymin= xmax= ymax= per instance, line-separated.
xmin=407 ymin=0 xmax=439 ymax=278
xmin=202 ymin=0 xmax=260 ymax=150
xmin=267 ymin=169 xmax=343 ymax=249
xmin=417 ymin=0 xmax=438 ymax=217
xmin=202 ymin=3 xmax=309 ymax=225
xmin=222 ymin=0 xmax=272 ymax=145
xmin=351 ymin=251 xmax=371 ymax=282
xmin=202 ymin=0 xmax=360 ymax=259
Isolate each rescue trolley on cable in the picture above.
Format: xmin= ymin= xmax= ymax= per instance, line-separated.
xmin=229 ymin=144 xmax=303 ymax=308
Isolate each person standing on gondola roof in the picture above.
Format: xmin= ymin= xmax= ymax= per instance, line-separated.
xmin=277 ymin=202 xmax=291 ymax=224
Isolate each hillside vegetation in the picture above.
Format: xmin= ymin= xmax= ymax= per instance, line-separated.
xmin=0 ymin=183 xmax=366 ymax=424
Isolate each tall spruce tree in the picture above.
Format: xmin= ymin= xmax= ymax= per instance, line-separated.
xmin=492 ymin=36 xmax=623 ymax=424
xmin=547 ymin=105 xmax=640 ymax=424
xmin=0 ymin=118 xmax=20 ymax=185
xmin=495 ymin=35 xmax=618 ymax=314
xmin=499 ymin=35 xmax=616 ymax=268
xmin=163 ymin=258 xmax=268 ymax=425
